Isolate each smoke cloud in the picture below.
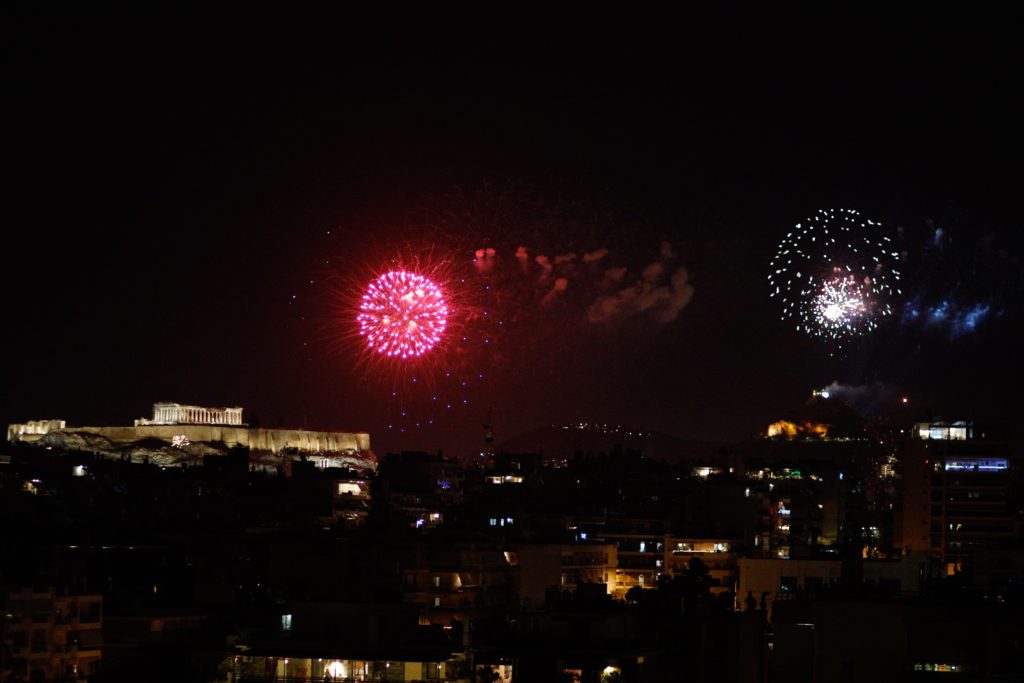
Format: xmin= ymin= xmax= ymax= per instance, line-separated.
xmin=541 ymin=277 xmax=569 ymax=305
xmin=586 ymin=242 xmax=694 ymax=324
xmin=474 ymin=247 xmax=497 ymax=272
xmin=818 ymin=381 xmax=899 ymax=414
xmin=602 ymin=266 xmax=627 ymax=284
xmin=588 ymin=266 xmax=694 ymax=324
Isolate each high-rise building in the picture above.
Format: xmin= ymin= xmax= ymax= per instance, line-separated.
xmin=899 ymin=421 xmax=1016 ymax=573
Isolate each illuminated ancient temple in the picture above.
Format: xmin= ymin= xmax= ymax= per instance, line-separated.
xmin=135 ymin=402 xmax=244 ymax=426
xmin=8 ymin=402 xmax=375 ymax=472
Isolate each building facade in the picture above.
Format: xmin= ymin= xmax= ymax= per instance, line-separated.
xmin=3 ymin=588 xmax=103 ymax=682
xmin=900 ymin=421 xmax=1015 ymax=572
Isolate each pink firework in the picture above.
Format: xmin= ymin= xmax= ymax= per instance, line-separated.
xmin=357 ymin=271 xmax=449 ymax=358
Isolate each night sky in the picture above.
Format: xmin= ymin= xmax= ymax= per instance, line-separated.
xmin=5 ymin=9 xmax=1022 ymax=456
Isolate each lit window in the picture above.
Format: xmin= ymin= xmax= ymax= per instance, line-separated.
xmin=281 ymin=614 xmax=292 ymax=631
xmin=433 ymin=576 xmax=440 ymax=587
xmin=433 ymin=597 xmax=440 ymax=607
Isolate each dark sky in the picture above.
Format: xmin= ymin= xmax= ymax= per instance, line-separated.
xmin=4 ymin=9 xmax=1022 ymax=456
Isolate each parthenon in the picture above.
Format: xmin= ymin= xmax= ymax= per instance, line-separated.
xmin=8 ymin=401 xmax=375 ymax=473
xmin=136 ymin=402 xmax=244 ymax=426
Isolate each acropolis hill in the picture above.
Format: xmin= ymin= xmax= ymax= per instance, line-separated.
xmin=7 ymin=402 xmax=376 ymax=472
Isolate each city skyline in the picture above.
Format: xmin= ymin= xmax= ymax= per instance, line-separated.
xmin=4 ymin=9 xmax=1024 ymax=682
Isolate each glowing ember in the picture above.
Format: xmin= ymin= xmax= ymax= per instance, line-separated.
xmin=357 ymin=270 xmax=448 ymax=359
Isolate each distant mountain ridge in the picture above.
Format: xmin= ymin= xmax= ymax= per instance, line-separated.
xmin=497 ymin=423 xmax=723 ymax=463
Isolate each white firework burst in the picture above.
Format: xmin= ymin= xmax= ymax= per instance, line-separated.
xmin=769 ymin=208 xmax=901 ymax=340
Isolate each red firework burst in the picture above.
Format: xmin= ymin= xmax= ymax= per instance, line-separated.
xmin=357 ymin=270 xmax=449 ymax=359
